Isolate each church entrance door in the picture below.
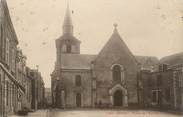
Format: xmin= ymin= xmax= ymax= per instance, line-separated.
xmin=113 ymin=90 xmax=123 ymax=106
xmin=76 ymin=93 xmax=81 ymax=107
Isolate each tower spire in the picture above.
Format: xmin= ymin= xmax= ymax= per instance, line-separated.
xmin=63 ymin=1 xmax=73 ymax=35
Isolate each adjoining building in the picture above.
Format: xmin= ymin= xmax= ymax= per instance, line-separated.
xmin=0 ymin=0 xmax=25 ymax=116
xmin=138 ymin=52 xmax=183 ymax=110
xmin=30 ymin=70 xmax=45 ymax=110
xmin=0 ymin=0 xmax=45 ymax=116
xmin=45 ymin=88 xmax=52 ymax=108
xmin=25 ymin=67 xmax=33 ymax=110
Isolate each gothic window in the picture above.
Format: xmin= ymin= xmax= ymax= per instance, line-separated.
xmin=66 ymin=45 xmax=72 ymax=53
xmin=112 ymin=65 xmax=121 ymax=82
xmin=75 ymin=75 xmax=81 ymax=86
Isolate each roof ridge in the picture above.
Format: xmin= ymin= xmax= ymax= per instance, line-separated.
xmin=135 ymin=56 xmax=159 ymax=60
xmin=160 ymin=52 xmax=183 ymax=60
xmin=62 ymin=53 xmax=97 ymax=56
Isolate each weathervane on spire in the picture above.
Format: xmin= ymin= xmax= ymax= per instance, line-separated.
xmin=113 ymin=23 xmax=118 ymax=33
xmin=113 ymin=23 xmax=118 ymax=28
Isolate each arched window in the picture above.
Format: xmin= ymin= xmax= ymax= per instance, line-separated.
xmin=112 ymin=65 xmax=121 ymax=82
xmin=75 ymin=75 xmax=81 ymax=86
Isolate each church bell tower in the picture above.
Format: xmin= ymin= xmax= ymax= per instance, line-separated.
xmin=53 ymin=2 xmax=81 ymax=108
xmin=54 ymin=1 xmax=82 ymax=78
xmin=55 ymin=3 xmax=81 ymax=64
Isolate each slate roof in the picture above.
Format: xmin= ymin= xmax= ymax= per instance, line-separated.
xmin=60 ymin=54 xmax=97 ymax=70
xmin=1 ymin=0 xmax=18 ymax=43
xmin=95 ymin=27 xmax=139 ymax=65
xmin=160 ymin=52 xmax=183 ymax=66
xmin=60 ymin=53 xmax=160 ymax=70
xmin=135 ymin=56 xmax=159 ymax=65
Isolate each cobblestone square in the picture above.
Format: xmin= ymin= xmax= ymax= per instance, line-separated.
xmin=9 ymin=109 xmax=182 ymax=117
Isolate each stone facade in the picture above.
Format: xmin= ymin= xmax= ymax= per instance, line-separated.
xmin=16 ymin=49 xmax=27 ymax=111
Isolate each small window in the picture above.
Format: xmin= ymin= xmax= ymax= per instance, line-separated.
xmin=66 ymin=45 xmax=72 ymax=53
xmin=75 ymin=75 xmax=81 ymax=86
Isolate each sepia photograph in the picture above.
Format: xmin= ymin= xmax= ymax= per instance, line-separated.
xmin=0 ymin=0 xmax=183 ymax=117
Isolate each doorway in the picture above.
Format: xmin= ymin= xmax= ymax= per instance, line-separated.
xmin=76 ymin=93 xmax=81 ymax=107
xmin=113 ymin=90 xmax=123 ymax=106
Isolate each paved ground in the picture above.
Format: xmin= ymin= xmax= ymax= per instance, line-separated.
xmin=9 ymin=110 xmax=47 ymax=117
xmin=9 ymin=109 xmax=182 ymax=117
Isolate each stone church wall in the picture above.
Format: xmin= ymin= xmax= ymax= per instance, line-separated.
xmin=93 ymin=32 xmax=140 ymax=106
xmin=94 ymin=63 xmax=139 ymax=106
xmin=61 ymin=70 xmax=92 ymax=108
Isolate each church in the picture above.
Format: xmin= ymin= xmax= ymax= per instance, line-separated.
xmin=51 ymin=4 xmax=158 ymax=108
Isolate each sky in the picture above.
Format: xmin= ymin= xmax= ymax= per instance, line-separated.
xmin=7 ymin=0 xmax=183 ymax=88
